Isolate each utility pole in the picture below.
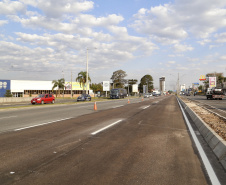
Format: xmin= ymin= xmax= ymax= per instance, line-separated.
xmin=71 ymin=70 xmax=72 ymax=98
xmin=177 ymin=73 xmax=180 ymax=96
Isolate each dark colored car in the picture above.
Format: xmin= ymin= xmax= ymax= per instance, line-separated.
xmin=77 ymin=94 xmax=91 ymax=101
xmin=31 ymin=94 xmax=55 ymax=104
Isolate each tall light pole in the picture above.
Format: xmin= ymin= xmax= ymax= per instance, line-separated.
xmin=86 ymin=47 xmax=97 ymax=94
xmin=86 ymin=48 xmax=89 ymax=94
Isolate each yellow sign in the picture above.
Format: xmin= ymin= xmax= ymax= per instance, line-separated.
xmin=65 ymin=82 xmax=89 ymax=90
xmin=199 ymin=75 xmax=206 ymax=81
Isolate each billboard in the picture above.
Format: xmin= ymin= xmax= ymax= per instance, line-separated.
xmin=64 ymin=82 xmax=90 ymax=90
xmin=132 ymin=84 xmax=138 ymax=93
xmin=103 ymin=81 xmax=110 ymax=91
xmin=0 ymin=80 xmax=10 ymax=97
xmin=209 ymin=77 xmax=216 ymax=88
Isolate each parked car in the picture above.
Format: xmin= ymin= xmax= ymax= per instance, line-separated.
xmin=31 ymin=94 xmax=55 ymax=104
xmin=152 ymin=92 xmax=160 ymax=97
xmin=77 ymin=94 xmax=91 ymax=101
xmin=144 ymin=93 xmax=152 ymax=98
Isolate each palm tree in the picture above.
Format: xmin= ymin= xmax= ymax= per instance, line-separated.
xmin=52 ymin=78 xmax=65 ymax=97
xmin=76 ymin=71 xmax=91 ymax=93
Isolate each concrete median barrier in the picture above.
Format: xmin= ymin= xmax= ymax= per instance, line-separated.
xmin=0 ymin=97 xmax=32 ymax=103
xmin=178 ymin=97 xmax=226 ymax=171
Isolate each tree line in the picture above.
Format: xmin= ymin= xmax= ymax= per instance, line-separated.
xmin=51 ymin=69 xmax=154 ymax=97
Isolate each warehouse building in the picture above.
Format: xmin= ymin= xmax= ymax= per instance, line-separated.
xmin=0 ymin=80 xmax=89 ymax=97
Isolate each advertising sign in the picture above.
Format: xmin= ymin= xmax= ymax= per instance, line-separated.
xmin=199 ymin=75 xmax=206 ymax=81
xmin=103 ymin=81 xmax=110 ymax=91
xmin=209 ymin=77 xmax=216 ymax=88
xmin=65 ymin=82 xmax=89 ymax=90
xmin=0 ymin=80 xmax=10 ymax=97
xmin=193 ymin=83 xmax=199 ymax=85
xmin=132 ymin=84 xmax=138 ymax=93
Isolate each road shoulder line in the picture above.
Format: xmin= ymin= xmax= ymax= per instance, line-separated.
xmin=14 ymin=117 xmax=73 ymax=131
xmin=177 ymin=98 xmax=221 ymax=185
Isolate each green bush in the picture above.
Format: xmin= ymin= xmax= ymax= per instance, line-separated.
xmin=4 ymin=90 xmax=12 ymax=97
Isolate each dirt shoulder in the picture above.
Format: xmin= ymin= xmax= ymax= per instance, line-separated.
xmin=180 ymin=96 xmax=226 ymax=141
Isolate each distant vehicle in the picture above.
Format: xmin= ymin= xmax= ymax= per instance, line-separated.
xmin=31 ymin=94 xmax=55 ymax=104
xmin=77 ymin=94 xmax=91 ymax=101
xmin=185 ymin=92 xmax=191 ymax=96
xmin=110 ymin=88 xmax=127 ymax=99
xmin=152 ymin=92 xmax=160 ymax=97
xmin=206 ymin=87 xmax=224 ymax=100
xmin=144 ymin=93 xmax=152 ymax=98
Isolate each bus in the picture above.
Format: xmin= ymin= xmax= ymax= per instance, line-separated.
xmin=110 ymin=88 xmax=127 ymax=99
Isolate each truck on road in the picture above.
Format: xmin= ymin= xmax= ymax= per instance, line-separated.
xmin=206 ymin=87 xmax=224 ymax=100
xmin=110 ymin=88 xmax=127 ymax=99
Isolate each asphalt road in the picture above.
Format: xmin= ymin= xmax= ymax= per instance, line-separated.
xmin=0 ymin=95 xmax=224 ymax=184
xmin=186 ymin=95 xmax=226 ymax=111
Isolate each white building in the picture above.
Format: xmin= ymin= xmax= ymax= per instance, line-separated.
xmin=0 ymin=79 xmax=90 ymax=97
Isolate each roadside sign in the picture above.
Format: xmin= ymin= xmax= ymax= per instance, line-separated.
xmin=199 ymin=75 xmax=206 ymax=81
xmin=209 ymin=77 xmax=216 ymax=88
xmin=103 ymin=81 xmax=110 ymax=91
xmin=132 ymin=84 xmax=138 ymax=93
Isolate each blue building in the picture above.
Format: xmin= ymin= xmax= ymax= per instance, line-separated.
xmin=0 ymin=80 xmax=10 ymax=97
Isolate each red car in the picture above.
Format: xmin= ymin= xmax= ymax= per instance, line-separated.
xmin=31 ymin=94 xmax=55 ymax=104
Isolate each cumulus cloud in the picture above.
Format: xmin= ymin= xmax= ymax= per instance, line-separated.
xmin=0 ymin=0 xmax=26 ymax=15
xmin=131 ymin=4 xmax=188 ymax=43
xmin=19 ymin=0 xmax=94 ymax=18
xmin=0 ymin=20 xmax=8 ymax=26
xmin=1 ymin=0 xmax=225 ymax=83
xmin=131 ymin=0 xmax=226 ymax=45
xmin=173 ymin=44 xmax=193 ymax=52
xmin=219 ymin=55 xmax=226 ymax=60
xmin=168 ymin=61 xmax=176 ymax=64
xmin=214 ymin=32 xmax=226 ymax=43
xmin=197 ymin=39 xmax=212 ymax=46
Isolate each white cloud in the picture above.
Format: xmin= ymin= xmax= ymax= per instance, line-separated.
xmin=0 ymin=0 xmax=26 ymax=15
xmin=131 ymin=4 xmax=188 ymax=44
xmin=77 ymin=14 xmax=124 ymax=27
xmin=20 ymin=0 xmax=94 ymax=18
xmin=0 ymin=20 xmax=8 ymax=26
xmin=215 ymin=32 xmax=226 ymax=43
xmin=131 ymin=0 xmax=226 ymax=45
xmin=168 ymin=61 xmax=176 ymax=64
xmin=197 ymin=39 xmax=211 ymax=46
xmin=173 ymin=44 xmax=193 ymax=52
xmin=220 ymin=55 xmax=226 ymax=60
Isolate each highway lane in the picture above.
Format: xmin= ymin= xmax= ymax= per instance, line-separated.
xmin=185 ymin=95 xmax=226 ymax=119
xmin=0 ymin=97 xmax=148 ymax=133
xmin=187 ymin=95 xmax=226 ymax=110
xmin=0 ymin=95 xmax=223 ymax=184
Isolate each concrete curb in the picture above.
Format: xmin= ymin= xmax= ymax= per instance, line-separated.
xmin=0 ymin=97 xmax=32 ymax=103
xmin=178 ymin=97 xmax=226 ymax=171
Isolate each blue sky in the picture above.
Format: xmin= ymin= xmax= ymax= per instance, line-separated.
xmin=0 ymin=0 xmax=226 ymax=90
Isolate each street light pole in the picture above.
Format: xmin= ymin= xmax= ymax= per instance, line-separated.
xmin=86 ymin=48 xmax=89 ymax=94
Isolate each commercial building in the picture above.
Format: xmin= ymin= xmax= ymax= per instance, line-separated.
xmin=0 ymin=80 xmax=90 ymax=97
xmin=159 ymin=76 xmax=165 ymax=92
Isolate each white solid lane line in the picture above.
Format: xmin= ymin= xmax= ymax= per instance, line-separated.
xmin=14 ymin=117 xmax=73 ymax=131
xmin=113 ymin=105 xmax=124 ymax=108
xmin=91 ymin=120 xmax=122 ymax=135
xmin=0 ymin=116 xmax=17 ymax=120
xmin=177 ymin=99 xmax=221 ymax=185
xmin=142 ymin=105 xmax=150 ymax=109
